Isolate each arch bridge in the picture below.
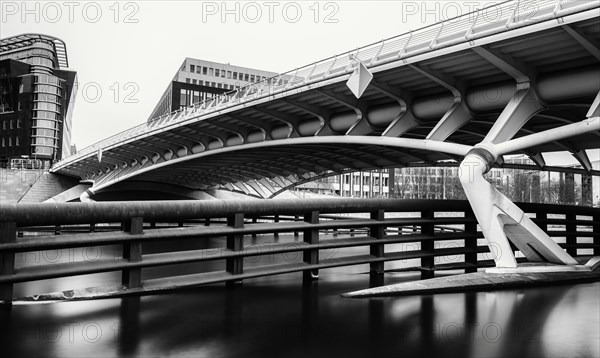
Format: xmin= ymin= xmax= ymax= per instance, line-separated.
xmin=51 ymin=0 xmax=600 ymax=270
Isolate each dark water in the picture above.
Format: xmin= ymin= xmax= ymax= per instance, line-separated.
xmin=2 ymin=271 xmax=599 ymax=358
xmin=3 ymin=233 xmax=599 ymax=358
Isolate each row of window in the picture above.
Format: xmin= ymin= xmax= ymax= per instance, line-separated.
xmin=35 ymin=84 xmax=61 ymax=95
xmin=34 ymin=102 xmax=61 ymax=112
xmin=32 ymin=119 xmax=58 ymax=130
xmin=1 ymin=119 xmax=22 ymax=130
xmin=1 ymin=136 xmax=20 ymax=147
xmin=24 ymin=56 xmax=54 ymax=69
xmin=185 ymin=78 xmax=239 ymax=91
xmin=34 ymin=74 xmax=61 ymax=85
xmin=188 ymin=64 xmax=269 ymax=83
xmin=32 ymin=137 xmax=57 ymax=146
xmin=342 ymin=177 xmax=390 ymax=187
xmin=0 ymin=47 xmax=55 ymax=65
xmin=32 ymin=128 xmax=56 ymax=137
xmin=33 ymin=110 xmax=60 ymax=120
xmin=179 ymin=89 xmax=221 ymax=107
xmin=33 ymin=146 xmax=54 ymax=155
xmin=35 ymin=93 xmax=61 ymax=103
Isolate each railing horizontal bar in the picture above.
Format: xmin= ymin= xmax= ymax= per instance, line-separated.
xmin=560 ymin=243 xmax=599 ymax=248
xmin=533 ymin=219 xmax=597 ymax=225
xmin=0 ymin=244 xmax=490 ymax=284
xmin=548 ymin=232 xmax=599 ymax=237
xmin=3 ymin=200 xmax=597 ymax=227
xmin=139 ymin=246 xmax=493 ymax=289
xmin=0 ymin=218 xmax=477 ymax=253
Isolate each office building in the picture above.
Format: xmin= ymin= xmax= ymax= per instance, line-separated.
xmin=0 ymin=34 xmax=77 ymax=168
xmin=296 ymin=169 xmax=392 ymax=198
xmin=148 ymin=58 xmax=278 ymax=121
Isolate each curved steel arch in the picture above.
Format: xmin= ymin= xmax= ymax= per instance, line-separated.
xmin=87 ymin=136 xmax=472 ymax=193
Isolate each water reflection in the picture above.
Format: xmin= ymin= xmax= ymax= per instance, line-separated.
xmin=5 ymin=273 xmax=599 ymax=358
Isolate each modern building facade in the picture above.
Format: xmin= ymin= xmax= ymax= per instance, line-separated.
xmin=148 ymin=58 xmax=278 ymax=121
xmin=296 ymin=155 xmax=596 ymax=205
xmin=0 ymin=34 xmax=77 ymax=168
xmin=296 ymin=170 xmax=392 ymax=198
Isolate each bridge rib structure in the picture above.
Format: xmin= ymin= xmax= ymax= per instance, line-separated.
xmin=49 ymin=0 xmax=600 ymax=270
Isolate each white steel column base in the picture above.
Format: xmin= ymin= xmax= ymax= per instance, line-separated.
xmin=459 ymin=153 xmax=578 ymax=269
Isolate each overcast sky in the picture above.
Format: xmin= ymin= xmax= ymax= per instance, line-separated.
xmin=2 ymin=1 xmax=597 ymax=165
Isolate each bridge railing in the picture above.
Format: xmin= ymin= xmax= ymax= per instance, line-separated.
xmin=52 ymin=0 xmax=599 ymax=171
xmin=0 ymin=199 xmax=598 ymax=304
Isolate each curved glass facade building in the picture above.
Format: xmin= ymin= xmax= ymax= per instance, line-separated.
xmin=0 ymin=34 xmax=77 ymax=168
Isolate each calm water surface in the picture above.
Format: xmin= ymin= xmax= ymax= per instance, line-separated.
xmin=3 ymin=234 xmax=599 ymax=358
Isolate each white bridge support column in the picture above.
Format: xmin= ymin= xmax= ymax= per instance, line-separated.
xmin=459 ymin=149 xmax=578 ymax=268
xmin=459 ymin=87 xmax=600 ymax=269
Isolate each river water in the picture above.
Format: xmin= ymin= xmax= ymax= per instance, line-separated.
xmin=2 ymin=233 xmax=599 ymax=358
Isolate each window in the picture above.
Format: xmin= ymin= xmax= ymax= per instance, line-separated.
xmin=250 ymin=75 xmax=255 ymax=82
xmin=19 ymin=84 xmax=24 ymax=93
xmin=190 ymin=64 xmax=195 ymax=72
xmin=180 ymin=89 xmax=187 ymax=105
xmin=2 ymin=121 xmax=5 ymax=130
xmin=244 ymin=74 xmax=249 ymax=81
xmin=217 ymin=83 xmax=222 ymax=88
xmin=17 ymin=102 xmax=21 ymax=111
xmin=16 ymin=119 xmax=21 ymax=128
xmin=8 ymin=137 xmax=12 ymax=146
xmin=192 ymin=79 xmax=197 ymax=84
xmin=221 ymin=70 xmax=225 ymax=78
xmin=233 ymin=72 xmax=237 ymax=80
xmin=186 ymin=78 xmax=190 ymax=83
xmin=209 ymin=68 xmax=214 ymax=76
xmin=15 ymin=136 xmax=19 ymax=146
xmin=215 ymin=69 xmax=220 ymax=77
xmin=199 ymin=80 xmax=204 ymax=86
xmin=1 ymin=138 xmax=4 ymax=147
xmin=211 ymin=82 xmax=216 ymax=87
xmin=10 ymin=120 xmax=13 ymax=129
xmin=202 ymin=67 xmax=207 ymax=75
xmin=227 ymin=71 xmax=232 ymax=79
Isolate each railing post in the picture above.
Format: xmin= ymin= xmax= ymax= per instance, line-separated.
xmin=274 ymin=215 xmax=279 ymax=238
xmin=464 ymin=210 xmax=478 ymax=273
xmin=0 ymin=222 xmax=16 ymax=304
xmin=565 ymin=212 xmax=577 ymax=257
xmin=536 ymin=211 xmax=548 ymax=232
xmin=303 ymin=211 xmax=319 ymax=283
xmin=122 ymin=217 xmax=143 ymax=289
xmin=421 ymin=210 xmax=435 ymax=279
xmin=594 ymin=212 xmax=599 ymax=256
xmin=226 ymin=213 xmax=244 ymax=286
xmin=369 ymin=210 xmax=385 ymax=275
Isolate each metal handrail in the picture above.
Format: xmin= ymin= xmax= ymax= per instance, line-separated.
xmin=53 ymin=0 xmax=598 ymax=170
xmin=2 ymin=199 xmax=598 ymax=226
